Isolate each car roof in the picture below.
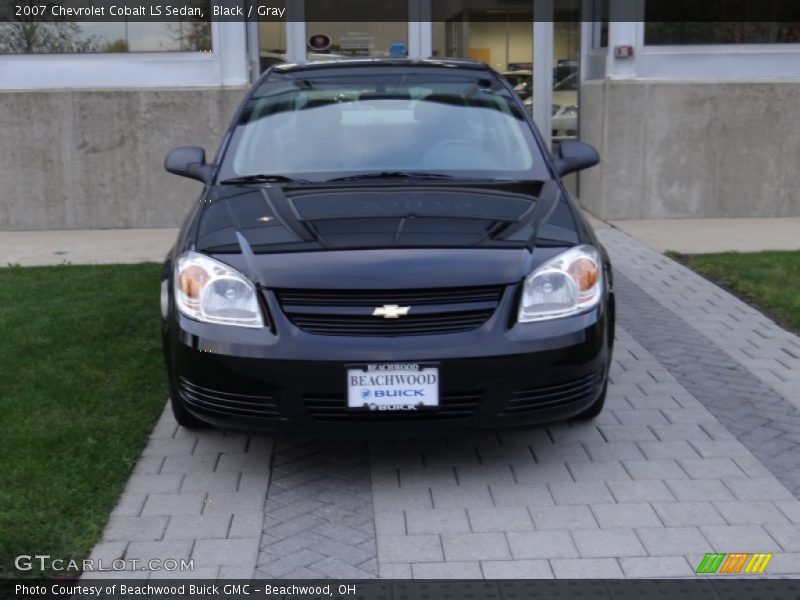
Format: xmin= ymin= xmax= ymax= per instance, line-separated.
xmin=271 ymin=57 xmax=493 ymax=74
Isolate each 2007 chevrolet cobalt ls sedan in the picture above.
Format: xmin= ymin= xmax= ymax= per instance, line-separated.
xmin=160 ymin=58 xmax=615 ymax=435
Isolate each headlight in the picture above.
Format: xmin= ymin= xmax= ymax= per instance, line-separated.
xmin=518 ymin=245 xmax=603 ymax=323
xmin=174 ymin=251 xmax=264 ymax=328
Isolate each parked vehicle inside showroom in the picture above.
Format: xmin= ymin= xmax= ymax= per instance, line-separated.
xmin=501 ymin=69 xmax=532 ymax=100
xmin=551 ymin=72 xmax=579 ymax=140
xmin=523 ymin=72 xmax=579 ymax=140
xmin=161 ymin=58 xmax=614 ymax=436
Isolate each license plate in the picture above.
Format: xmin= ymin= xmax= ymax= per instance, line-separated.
xmin=347 ymin=363 xmax=440 ymax=411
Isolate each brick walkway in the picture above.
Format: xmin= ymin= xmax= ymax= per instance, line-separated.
xmin=83 ymin=419 xmax=270 ymax=580
xmin=254 ymin=440 xmax=378 ymax=578
xmin=85 ymin=226 xmax=800 ymax=579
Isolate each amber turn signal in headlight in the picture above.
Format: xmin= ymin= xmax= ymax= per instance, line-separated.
xmin=178 ymin=265 xmax=210 ymax=306
xmin=174 ymin=252 xmax=264 ymax=328
xmin=518 ymin=245 xmax=602 ymax=323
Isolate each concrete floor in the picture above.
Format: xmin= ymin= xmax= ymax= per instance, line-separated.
xmin=607 ymin=218 xmax=800 ymax=254
xmin=0 ymin=228 xmax=178 ymax=267
xmin=2 ymin=217 xmax=800 ymax=269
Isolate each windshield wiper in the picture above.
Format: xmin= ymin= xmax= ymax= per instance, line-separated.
xmin=325 ymin=171 xmax=455 ymax=183
xmin=219 ymin=174 xmax=311 ymax=185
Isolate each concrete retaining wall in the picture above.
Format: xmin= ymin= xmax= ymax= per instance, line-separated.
xmin=579 ymin=79 xmax=800 ymax=219
xmin=2 ymin=82 xmax=799 ymax=228
xmin=0 ymin=87 xmax=246 ymax=230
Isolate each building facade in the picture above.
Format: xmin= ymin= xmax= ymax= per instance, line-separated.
xmin=1 ymin=1 xmax=799 ymax=229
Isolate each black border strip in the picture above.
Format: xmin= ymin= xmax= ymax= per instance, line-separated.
xmin=4 ymin=0 xmax=800 ymax=23
xmin=5 ymin=578 xmax=800 ymax=600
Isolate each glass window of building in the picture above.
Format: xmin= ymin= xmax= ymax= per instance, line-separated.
xmin=0 ymin=1 xmax=211 ymax=53
xmin=432 ymin=15 xmax=533 ymax=72
xmin=645 ymin=2 xmax=800 ymax=44
xmin=645 ymin=22 xmax=800 ymax=45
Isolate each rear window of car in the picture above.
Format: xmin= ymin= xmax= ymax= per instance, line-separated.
xmin=217 ymin=69 xmax=549 ymax=183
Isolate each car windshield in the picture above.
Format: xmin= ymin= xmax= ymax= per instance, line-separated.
xmin=218 ymin=70 xmax=549 ymax=183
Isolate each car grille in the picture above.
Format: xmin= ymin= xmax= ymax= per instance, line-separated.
xmin=501 ymin=370 xmax=604 ymax=415
xmin=275 ymin=285 xmax=504 ymax=336
xmin=179 ymin=378 xmax=280 ymax=419
xmin=304 ymin=391 xmax=482 ymax=422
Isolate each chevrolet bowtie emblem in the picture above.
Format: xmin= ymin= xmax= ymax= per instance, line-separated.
xmin=372 ymin=304 xmax=411 ymax=319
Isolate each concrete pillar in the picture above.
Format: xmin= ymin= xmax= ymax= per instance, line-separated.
xmin=245 ymin=19 xmax=261 ymax=81
xmin=218 ymin=21 xmax=250 ymax=85
xmin=605 ymin=0 xmax=642 ymax=79
xmin=285 ymin=6 xmax=307 ymax=64
xmin=409 ymin=0 xmax=433 ymax=58
xmin=418 ymin=21 xmax=433 ymax=58
xmin=532 ymin=0 xmax=554 ymax=149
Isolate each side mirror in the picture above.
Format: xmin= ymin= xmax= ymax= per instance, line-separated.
xmin=164 ymin=146 xmax=213 ymax=183
xmin=554 ymin=140 xmax=600 ymax=177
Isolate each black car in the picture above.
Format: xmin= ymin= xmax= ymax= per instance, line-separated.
xmin=161 ymin=58 xmax=614 ymax=436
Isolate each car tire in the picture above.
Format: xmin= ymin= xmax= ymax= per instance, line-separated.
xmin=169 ymin=394 xmax=209 ymax=429
xmin=571 ymin=379 xmax=607 ymax=421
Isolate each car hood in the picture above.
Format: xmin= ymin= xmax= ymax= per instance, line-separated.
xmin=196 ymin=184 xmax=550 ymax=252
xmin=193 ymin=183 xmax=574 ymax=288
xmin=216 ymin=246 xmax=538 ymax=288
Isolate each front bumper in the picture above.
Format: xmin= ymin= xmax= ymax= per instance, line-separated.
xmin=163 ymin=294 xmax=611 ymax=436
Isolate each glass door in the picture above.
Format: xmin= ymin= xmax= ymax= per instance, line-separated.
xmin=431 ymin=1 xmax=580 ymax=148
xmin=303 ymin=22 xmax=409 ymax=60
xmin=304 ymin=1 xmax=410 ymax=61
xmin=432 ymin=8 xmax=534 ymax=78
xmin=431 ymin=2 xmax=539 ymax=146
xmin=249 ymin=0 xmax=410 ymax=76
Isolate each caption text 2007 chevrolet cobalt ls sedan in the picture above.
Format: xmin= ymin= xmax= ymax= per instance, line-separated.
xmin=161 ymin=58 xmax=615 ymax=435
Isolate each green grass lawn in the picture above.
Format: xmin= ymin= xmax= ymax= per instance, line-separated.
xmin=670 ymin=251 xmax=800 ymax=335
xmin=0 ymin=263 xmax=168 ymax=578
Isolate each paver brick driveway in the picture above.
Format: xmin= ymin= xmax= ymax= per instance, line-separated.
xmin=86 ymin=225 xmax=800 ymax=580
